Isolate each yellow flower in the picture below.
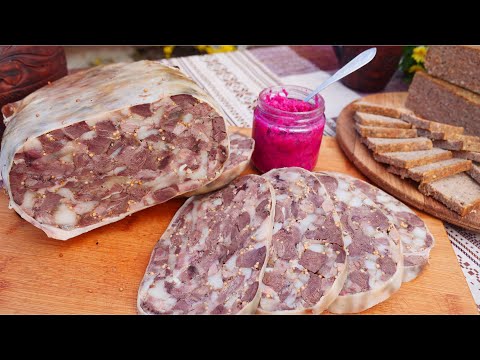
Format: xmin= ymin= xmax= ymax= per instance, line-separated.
xmin=203 ymin=45 xmax=237 ymax=54
xmin=163 ymin=46 xmax=175 ymax=59
xmin=91 ymin=58 xmax=103 ymax=66
xmin=215 ymin=45 xmax=236 ymax=53
xmin=408 ymin=64 xmax=425 ymax=73
xmin=412 ymin=46 xmax=428 ymax=63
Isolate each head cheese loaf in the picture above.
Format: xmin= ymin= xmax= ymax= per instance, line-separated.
xmin=0 ymin=61 xmax=229 ymax=240
xmin=320 ymin=172 xmax=434 ymax=282
xmin=184 ymin=132 xmax=254 ymax=196
xmin=316 ymin=173 xmax=403 ymax=314
xmin=137 ymin=175 xmax=275 ymax=315
xmin=258 ymin=167 xmax=347 ymax=314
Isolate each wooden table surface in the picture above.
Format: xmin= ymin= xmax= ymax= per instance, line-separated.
xmin=0 ymin=129 xmax=477 ymax=314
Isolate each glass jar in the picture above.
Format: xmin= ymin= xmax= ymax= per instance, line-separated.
xmin=251 ymin=85 xmax=326 ymax=173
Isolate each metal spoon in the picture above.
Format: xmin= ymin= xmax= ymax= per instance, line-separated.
xmin=304 ymin=47 xmax=377 ymax=102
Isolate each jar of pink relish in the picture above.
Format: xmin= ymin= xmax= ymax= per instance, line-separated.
xmin=251 ymin=85 xmax=326 ymax=173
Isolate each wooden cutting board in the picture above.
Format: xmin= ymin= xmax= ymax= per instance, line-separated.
xmin=0 ymin=127 xmax=476 ymax=314
xmin=336 ymin=92 xmax=480 ymax=233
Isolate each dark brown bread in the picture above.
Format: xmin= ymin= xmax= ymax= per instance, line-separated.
xmin=450 ymin=133 xmax=480 ymax=143
xmin=468 ymin=163 xmax=480 ymax=184
xmin=355 ymin=124 xmax=418 ymax=138
xmin=417 ymin=130 xmax=480 ymax=142
xmin=387 ymin=165 xmax=409 ymax=178
xmin=416 ymin=129 xmax=447 ymax=140
xmin=354 ymin=112 xmax=411 ymax=128
xmin=401 ymin=112 xmax=464 ymax=134
xmin=433 ymin=140 xmax=463 ymax=151
xmin=387 ymin=158 xmax=472 ymax=183
xmin=425 ymin=46 xmax=480 ymax=95
xmin=373 ymin=148 xmax=452 ymax=169
xmin=352 ymin=100 xmax=410 ymax=119
xmin=419 ymin=173 xmax=480 ymax=216
xmin=405 ymin=71 xmax=480 ymax=136
xmin=452 ymin=150 xmax=480 ymax=162
xmin=362 ymin=137 xmax=432 ymax=153
xmin=434 ymin=139 xmax=480 ymax=152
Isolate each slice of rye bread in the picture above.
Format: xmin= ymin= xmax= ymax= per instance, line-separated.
xmin=416 ymin=129 xmax=448 ymax=140
xmin=418 ymin=129 xmax=480 ymax=142
xmin=386 ymin=166 xmax=410 ymax=178
xmin=401 ymin=112 xmax=464 ymax=134
xmin=355 ymin=124 xmax=418 ymax=138
xmin=452 ymin=150 xmax=480 ymax=162
xmin=362 ymin=137 xmax=433 ymax=153
xmin=449 ymin=133 xmax=480 ymax=143
xmin=354 ymin=112 xmax=411 ymax=129
xmin=387 ymin=158 xmax=472 ymax=183
xmin=373 ymin=148 xmax=452 ymax=169
xmin=433 ymin=139 xmax=464 ymax=151
xmin=434 ymin=139 xmax=480 ymax=152
xmin=352 ymin=100 xmax=409 ymax=119
xmin=468 ymin=163 xmax=480 ymax=184
xmin=419 ymin=173 xmax=480 ymax=216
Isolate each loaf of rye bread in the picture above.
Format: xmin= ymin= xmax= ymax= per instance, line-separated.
xmin=425 ymin=46 xmax=480 ymax=95
xmin=405 ymin=71 xmax=480 ymax=136
xmin=419 ymin=173 xmax=480 ymax=216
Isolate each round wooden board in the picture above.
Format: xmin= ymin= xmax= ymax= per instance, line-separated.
xmin=336 ymin=91 xmax=480 ymax=233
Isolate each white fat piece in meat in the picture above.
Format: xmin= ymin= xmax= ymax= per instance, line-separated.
xmin=54 ymin=204 xmax=78 ymax=229
xmin=136 ymin=127 xmax=159 ymax=141
xmin=22 ymin=137 xmax=42 ymax=156
xmin=315 ymin=173 xmax=403 ymax=314
xmin=1 ymin=61 xmax=230 ymax=240
xmin=258 ymin=167 xmax=348 ymax=315
xmin=320 ymin=171 xmax=434 ymax=283
xmin=21 ymin=191 xmax=36 ymax=215
xmin=137 ymin=174 xmax=275 ymax=315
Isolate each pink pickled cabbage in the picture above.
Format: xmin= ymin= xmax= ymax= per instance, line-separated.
xmin=264 ymin=89 xmax=315 ymax=112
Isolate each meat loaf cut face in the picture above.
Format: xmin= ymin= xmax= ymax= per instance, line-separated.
xmin=258 ymin=167 xmax=347 ymax=314
xmin=184 ymin=132 xmax=255 ymax=197
xmin=316 ymin=173 xmax=403 ymax=314
xmin=320 ymin=172 xmax=434 ymax=282
xmin=137 ymin=174 xmax=275 ymax=315
xmin=0 ymin=61 xmax=229 ymax=240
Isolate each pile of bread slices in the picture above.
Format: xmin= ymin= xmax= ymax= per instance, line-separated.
xmin=353 ymin=101 xmax=480 ymax=217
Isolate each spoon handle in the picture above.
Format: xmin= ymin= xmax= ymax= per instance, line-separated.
xmin=304 ymin=47 xmax=377 ymax=102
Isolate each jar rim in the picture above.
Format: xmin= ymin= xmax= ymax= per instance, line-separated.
xmin=257 ymin=85 xmax=325 ymax=117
